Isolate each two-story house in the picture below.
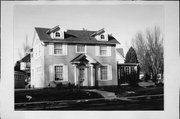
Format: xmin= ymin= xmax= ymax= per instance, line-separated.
xmin=31 ymin=25 xmax=120 ymax=88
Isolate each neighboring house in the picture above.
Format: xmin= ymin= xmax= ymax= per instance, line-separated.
xmin=14 ymin=49 xmax=32 ymax=89
xmin=116 ymin=48 xmax=125 ymax=64
xmin=31 ymin=25 xmax=120 ymax=88
xmin=14 ymin=61 xmax=26 ymax=89
xmin=117 ymin=63 xmax=139 ymax=85
xmin=14 ymin=70 xmax=26 ymax=89
xmin=117 ymin=47 xmax=140 ymax=86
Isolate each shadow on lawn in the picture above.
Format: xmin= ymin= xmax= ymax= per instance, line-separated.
xmin=15 ymin=88 xmax=103 ymax=103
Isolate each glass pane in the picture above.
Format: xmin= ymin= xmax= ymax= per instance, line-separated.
xmin=55 ymin=66 xmax=63 ymax=80
xmin=77 ymin=45 xmax=85 ymax=52
xmin=101 ymin=35 xmax=105 ymax=39
xmin=100 ymin=50 xmax=106 ymax=55
xmin=100 ymin=46 xmax=107 ymax=55
xmin=54 ymin=49 xmax=62 ymax=54
xmin=100 ymin=66 xmax=107 ymax=80
xmin=55 ymin=32 xmax=60 ymax=37
xmin=54 ymin=44 xmax=63 ymax=54
xmin=54 ymin=44 xmax=62 ymax=49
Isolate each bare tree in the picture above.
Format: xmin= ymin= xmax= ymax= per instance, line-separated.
xmin=132 ymin=26 xmax=164 ymax=83
xmin=18 ymin=34 xmax=31 ymax=60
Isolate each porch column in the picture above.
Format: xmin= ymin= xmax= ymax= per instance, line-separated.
xmin=73 ymin=64 xmax=77 ymax=86
xmin=89 ymin=64 xmax=94 ymax=86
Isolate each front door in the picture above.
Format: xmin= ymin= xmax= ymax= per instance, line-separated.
xmin=79 ymin=67 xmax=85 ymax=86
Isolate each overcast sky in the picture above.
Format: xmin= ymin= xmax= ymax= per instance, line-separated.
xmin=14 ymin=5 xmax=164 ymax=63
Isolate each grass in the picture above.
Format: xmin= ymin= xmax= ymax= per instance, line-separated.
xmin=15 ymin=88 xmax=103 ymax=103
xmin=15 ymin=84 xmax=164 ymax=103
xmin=97 ymin=85 xmax=163 ymax=97
xmin=120 ymin=87 xmax=164 ymax=97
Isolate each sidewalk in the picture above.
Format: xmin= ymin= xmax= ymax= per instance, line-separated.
xmin=86 ymin=89 xmax=117 ymax=99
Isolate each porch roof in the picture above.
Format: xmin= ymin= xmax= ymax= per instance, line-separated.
xmin=71 ymin=54 xmax=99 ymax=64
xmin=118 ymin=63 xmax=139 ymax=66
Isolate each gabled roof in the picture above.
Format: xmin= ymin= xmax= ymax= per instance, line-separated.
xmin=20 ymin=54 xmax=30 ymax=62
xmin=116 ymin=48 xmax=124 ymax=57
xmin=91 ymin=28 xmax=105 ymax=37
xmin=71 ymin=54 xmax=99 ymax=64
xmin=46 ymin=25 xmax=60 ymax=34
xmin=35 ymin=27 xmax=120 ymax=45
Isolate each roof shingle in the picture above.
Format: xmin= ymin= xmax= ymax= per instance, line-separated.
xmin=35 ymin=27 xmax=120 ymax=45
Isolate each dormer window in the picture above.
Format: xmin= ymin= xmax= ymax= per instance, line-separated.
xmin=46 ymin=25 xmax=66 ymax=39
xmin=55 ymin=32 xmax=60 ymax=38
xmin=100 ymin=35 xmax=105 ymax=39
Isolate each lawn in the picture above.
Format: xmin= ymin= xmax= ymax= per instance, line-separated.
xmin=97 ymin=85 xmax=163 ymax=97
xmin=15 ymin=85 xmax=163 ymax=103
xmin=118 ymin=87 xmax=164 ymax=97
xmin=15 ymin=88 xmax=103 ymax=103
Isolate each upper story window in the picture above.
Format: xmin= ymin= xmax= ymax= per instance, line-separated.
xmin=96 ymin=45 xmax=111 ymax=56
xmin=96 ymin=33 xmax=108 ymax=41
xmin=55 ymin=32 xmax=61 ymax=38
xmin=100 ymin=46 xmax=107 ymax=56
xmin=49 ymin=43 xmax=67 ymax=55
xmin=54 ymin=43 xmax=63 ymax=54
xmin=76 ymin=44 xmax=86 ymax=53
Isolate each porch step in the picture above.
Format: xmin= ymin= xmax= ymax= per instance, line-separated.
xmin=87 ymin=90 xmax=117 ymax=99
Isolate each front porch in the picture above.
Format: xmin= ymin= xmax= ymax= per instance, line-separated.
xmin=71 ymin=54 xmax=100 ymax=87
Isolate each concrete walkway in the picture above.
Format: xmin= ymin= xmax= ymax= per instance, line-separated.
xmin=86 ymin=89 xmax=117 ymax=99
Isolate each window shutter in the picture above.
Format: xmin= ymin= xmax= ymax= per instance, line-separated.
xmin=107 ymin=46 xmax=111 ymax=56
xmin=95 ymin=46 xmax=100 ymax=56
xmin=63 ymin=65 xmax=68 ymax=81
xmin=108 ymin=65 xmax=112 ymax=80
xmin=63 ymin=44 xmax=67 ymax=55
xmin=49 ymin=43 xmax=54 ymax=55
xmin=98 ymin=66 xmax=100 ymax=80
xmin=49 ymin=65 xmax=54 ymax=82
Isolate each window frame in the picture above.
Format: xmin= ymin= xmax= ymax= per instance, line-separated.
xmin=76 ymin=44 xmax=87 ymax=53
xmin=100 ymin=65 xmax=108 ymax=81
xmin=54 ymin=43 xmax=63 ymax=55
xmin=54 ymin=32 xmax=61 ymax=38
xmin=99 ymin=45 xmax=107 ymax=56
xmin=99 ymin=64 xmax=112 ymax=81
xmin=54 ymin=65 xmax=64 ymax=81
xmin=100 ymin=34 xmax=105 ymax=39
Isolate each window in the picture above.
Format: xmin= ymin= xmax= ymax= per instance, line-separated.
xmin=55 ymin=66 xmax=63 ymax=81
xmin=125 ymin=67 xmax=129 ymax=75
xmin=54 ymin=44 xmax=63 ymax=54
xmin=100 ymin=35 xmax=105 ymax=39
xmin=55 ymin=32 xmax=60 ymax=37
xmin=76 ymin=44 xmax=86 ymax=53
xmin=100 ymin=46 xmax=107 ymax=56
xmin=100 ymin=66 xmax=108 ymax=80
